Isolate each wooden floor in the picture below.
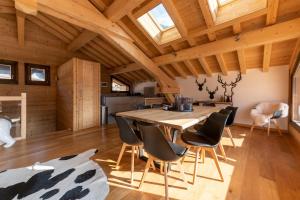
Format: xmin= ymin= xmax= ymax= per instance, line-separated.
xmin=1 ymin=125 xmax=300 ymax=200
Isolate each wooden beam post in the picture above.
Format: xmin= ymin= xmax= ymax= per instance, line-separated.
xmin=16 ymin=11 xmax=25 ymax=47
xmin=263 ymin=43 xmax=272 ymax=72
xmin=67 ymin=30 xmax=98 ymax=52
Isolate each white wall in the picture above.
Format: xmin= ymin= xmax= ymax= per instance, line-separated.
xmin=134 ymin=81 xmax=157 ymax=94
xmin=176 ymin=66 xmax=289 ymax=129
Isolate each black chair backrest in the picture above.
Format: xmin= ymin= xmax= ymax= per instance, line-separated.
xmin=115 ymin=116 xmax=141 ymax=145
xmin=224 ymin=106 xmax=238 ymax=126
xmin=199 ymin=112 xmax=230 ymax=145
xmin=138 ymin=123 xmax=179 ymax=162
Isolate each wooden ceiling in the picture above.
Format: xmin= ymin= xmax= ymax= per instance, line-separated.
xmin=1 ymin=0 xmax=300 ymax=86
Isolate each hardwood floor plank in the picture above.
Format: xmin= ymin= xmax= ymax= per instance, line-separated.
xmin=0 ymin=125 xmax=299 ymax=199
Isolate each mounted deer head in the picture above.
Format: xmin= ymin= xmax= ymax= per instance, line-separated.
xmin=195 ymin=78 xmax=206 ymax=91
xmin=217 ymin=73 xmax=242 ymax=102
xmin=206 ymin=86 xmax=218 ymax=99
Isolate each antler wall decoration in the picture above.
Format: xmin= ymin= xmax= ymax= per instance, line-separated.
xmin=195 ymin=78 xmax=206 ymax=91
xmin=206 ymin=86 xmax=218 ymax=99
xmin=217 ymin=73 xmax=242 ymax=102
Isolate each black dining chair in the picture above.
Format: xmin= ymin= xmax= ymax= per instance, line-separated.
xmin=221 ymin=106 xmax=238 ymax=147
xmin=138 ymin=123 xmax=188 ymax=200
xmin=181 ymin=112 xmax=230 ymax=184
xmin=115 ymin=116 xmax=143 ymax=184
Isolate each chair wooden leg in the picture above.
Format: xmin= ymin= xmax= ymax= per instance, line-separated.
xmin=139 ymin=157 xmax=153 ymax=189
xmin=200 ymin=148 xmax=205 ymax=163
xmin=207 ymin=148 xmax=224 ymax=181
xmin=193 ymin=147 xmax=200 ymax=184
xmin=160 ymin=161 xmax=164 ymax=174
xmin=272 ymin=119 xmax=282 ymax=136
xmin=225 ymin=127 xmax=236 ymax=148
xmin=176 ymin=161 xmax=188 ymax=189
xmin=131 ymin=146 xmax=135 ymax=184
xmin=250 ymin=122 xmax=255 ymax=134
xmin=135 ymin=146 xmax=139 ymax=159
xmin=218 ymin=143 xmax=227 ymax=161
xmin=267 ymin=121 xmax=271 ymax=136
xmin=116 ymin=143 xmax=126 ymax=167
xmin=164 ymin=162 xmax=169 ymax=200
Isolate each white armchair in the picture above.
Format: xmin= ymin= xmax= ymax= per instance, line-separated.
xmin=250 ymin=102 xmax=289 ymax=136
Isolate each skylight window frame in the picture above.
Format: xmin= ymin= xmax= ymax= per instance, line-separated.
xmin=136 ymin=2 xmax=181 ymax=45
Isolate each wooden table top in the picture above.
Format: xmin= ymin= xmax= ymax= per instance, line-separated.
xmin=116 ymin=105 xmax=225 ymax=130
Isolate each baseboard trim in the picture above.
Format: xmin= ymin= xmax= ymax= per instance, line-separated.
xmin=234 ymin=123 xmax=288 ymax=134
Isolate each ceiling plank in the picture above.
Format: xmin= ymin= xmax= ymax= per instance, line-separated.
xmin=88 ymin=0 xmax=107 ymax=12
xmin=160 ymin=65 xmax=176 ymax=79
xmin=172 ymin=63 xmax=187 ymax=79
xmin=153 ymin=18 xmax=300 ymax=65
xmin=93 ymin=37 xmax=130 ymax=64
xmin=184 ymin=60 xmax=199 ymax=77
xmin=237 ymin=49 xmax=246 ymax=74
xmin=198 ymin=57 xmax=212 ymax=77
xmin=16 ymin=11 xmax=25 ymax=47
xmin=0 ymin=6 xmax=16 ymax=14
xmin=216 ymin=54 xmax=228 ymax=75
xmin=111 ymin=63 xmax=141 ymax=75
xmin=104 ymin=0 xmax=145 ymax=22
xmin=67 ymin=30 xmax=98 ymax=51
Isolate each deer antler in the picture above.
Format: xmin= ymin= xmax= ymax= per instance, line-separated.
xmin=217 ymin=75 xmax=229 ymax=87
xmin=214 ymin=86 xmax=218 ymax=92
xmin=230 ymin=73 xmax=242 ymax=85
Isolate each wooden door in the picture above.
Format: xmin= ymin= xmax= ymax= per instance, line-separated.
xmin=74 ymin=58 xmax=100 ymax=131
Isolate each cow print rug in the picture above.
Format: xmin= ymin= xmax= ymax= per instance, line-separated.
xmin=0 ymin=149 xmax=109 ymax=200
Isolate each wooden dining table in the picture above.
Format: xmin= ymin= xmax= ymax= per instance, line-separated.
xmin=116 ymin=105 xmax=225 ymax=141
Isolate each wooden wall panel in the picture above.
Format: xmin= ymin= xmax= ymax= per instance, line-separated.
xmin=0 ymin=62 xmax=57 ymax=137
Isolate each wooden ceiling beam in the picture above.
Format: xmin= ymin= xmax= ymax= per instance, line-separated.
xmin=237 ymin=49 xmax=246 ymax=74
xmin=14 ymin=0 xmax=37 ymax=15
xmin=16 ymin=11 xmax=25 ymax=47
xmin=262 ymin=0 xmax=278 ymax=72
xmin=216 ymin=54 xmax=228 ymax=75
xmin=88 ymin=0 xmax=107 ymax=12
xmin=262 ymin=43 xmax=272 ymax=72
xmin=153 ymin=18 xmax=300 ymax=65
xmin=289 ymin=38 xmax=300 ymax=74
xmin=189 ymin=8 xmax=267 ymax=38
xmin=104 ymin=0 xmax=145 ymax=22
xmin=162 ymin=0 xmax=187 ymax=37
xmin=67 ymin=30 xmax=98 ymax=52
xmin=111 ymin=63 xmax=141 ymax=75
xmin=198 ymin=57 xmax=212 ymax=77
xmin=117 ymin=20 xmax=154 ymax=57
xmin=184 ymin=60 xmax=199 ymax=77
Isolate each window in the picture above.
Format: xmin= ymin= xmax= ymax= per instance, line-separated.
xmin=207 ymin=0 xmax=267 ymax=25
xmin=0 ymin=60 xmax=18 ymax=84
xmin=137 ymin=3 xmax=181 ymax=45
xmin=112 ymin=78 xmax=130 ymax=92
xmin=25 ymin=63 xmax=50 ymax=86
xmin=292 ymin=56 xmax=300 ymax=127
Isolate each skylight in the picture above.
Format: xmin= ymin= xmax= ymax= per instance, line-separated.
xmin=137 ymin=3 xmax=181 ymax=45
xmin=148 ymin=4 xmax=174 ymax=30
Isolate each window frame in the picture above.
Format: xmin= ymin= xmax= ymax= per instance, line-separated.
xmin=290 ymin=54 xmax=300 ymax=131
xmin=0 ymin=60 xmax=18 ymax=84
xmin=25 ymin=63 xmax=50 ymax=86
xmin=111 ymin=77 xmax=130 ymax=93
